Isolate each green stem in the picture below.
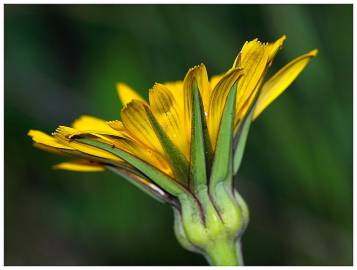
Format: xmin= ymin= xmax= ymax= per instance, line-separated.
xmin=204 ymin=238 xmax=243 ymax=266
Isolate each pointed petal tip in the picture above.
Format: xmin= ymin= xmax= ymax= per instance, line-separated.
xmin=229 ymin=66 xmax=245 ymax=77
xmin=28 ymin=130 xmax=52 ymax=143
xmin=150 ymin=82 xmax=165 ymax=92
xmin=116 ymin=82 xmax=126 ymax=97
xmin=28 ymin=129 xmax=52 ymax=140
xmin=199 ymin=63 xmax=206 ymax=69
xmin=53 ymin=126 xmax=77 ymax=139
xmin=116 ymin=82 xmax=127 ymax=91
xmin=27 ymin=129 xmax=36 ymax=137
xmin=186 ymin=63 xmax=207 ymax=74
xmin=188 ymin=65 xmax=200 ymax=73
xmin=52 ymin=163 xmax=63 ymax=170
xmin=309 ymin=49 xmax=319 ymax=57
xmin=278 ymin=35 xmax=287 ymax=42
xmin=275 ymin=35 xmax=287 ymax=48
xmin=116 ymin=82 xmax=145 ymax=106
xmin=71 ymin=114 xmax=93 ymax=123
xmin=252 ymin=47 xmax=319 ymax=120
xmin=107 ymin=120 xmax=126 ymax=132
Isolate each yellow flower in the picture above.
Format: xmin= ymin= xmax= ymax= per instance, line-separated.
xmin=28 ymin=36 xmax=317 ymax=265
xmin=28 ymin=35 xmax=317 ymax=198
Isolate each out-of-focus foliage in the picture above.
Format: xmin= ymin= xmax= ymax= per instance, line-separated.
xmin=5 ymin=4 xmax=352 ymax=265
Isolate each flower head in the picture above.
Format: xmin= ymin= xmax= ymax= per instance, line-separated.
xmin=28 ymin=35 xmax=316 ymax=201
xmin=28 ymin=36 xmax=317 ymax=265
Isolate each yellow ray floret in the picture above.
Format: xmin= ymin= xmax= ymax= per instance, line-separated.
xmin=208 ymin=68 xmax=244 ymax=149
xmin=181 ymin=64 xmax=213 ymax=150
xmin=253 ymin=49 xmax=318 ymax=119
xmin=117 ymin=82 xmax=146 ymax=106
xmin=111 ymin=136 xmax=173 ymax=176
xmin=72 ymin=115 xmax=118 ymax=133
xmin=54 ymin=160 xmax=105 ymax=172
xmin=53 ymin=126 xmax=121 ymax=162
xmin=121 ymin=100 xmax=165 ymax=154
xmin=149 ymin=83 xmax=189 ymax=159
xmin=266 ymin=35 xmax=286 ymax=64
xmin=64 ymin=114 xmax=173 ymax=175
xmin=233 ymin=39 xmax=270 ymax=126
xmin=28 ymin=130 xmax=73 ymax=150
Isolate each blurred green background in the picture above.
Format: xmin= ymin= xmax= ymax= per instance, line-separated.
xmin=5 ymin=4 xmax=352 ymax=266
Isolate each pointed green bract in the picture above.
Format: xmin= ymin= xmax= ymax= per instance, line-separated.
xmin=144 ymin=107 xmax=190 ymax=184
xmin=232 ymin=89 xmax=261 ymax=175
xmin=77 ymin=138 xmax=189 ymax=197
xmin=209 ymin=83 xmax=237 ymax=189
xmin=107 ymin=166 xmax=175 ymax=205
xmin=232 ymin=110 xmax=253 ymax=175
xmin=190 ymin=82 xmax=212 ymax=192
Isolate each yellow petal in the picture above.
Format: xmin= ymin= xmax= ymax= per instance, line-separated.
xmin=163 ymin=81 xmax=185 ymax=114
xmin=193 ymin=64 xmax=211 ymax=112
xmin=53 ymin=160 xmax=105 ymax=172
xmin=72 ymin=115 xmax=124 ymax=139
xmin=253 ymin=49 xmax=318 ymax=120
xmin=181 ymin=64 xmax=211 ymax=148
xmin=223 ymin=39 xmax=269 ymax=130
xmin=163 ymin=80 xmax=186 ymax=143
xmin=164 ymin=81 xmax=183 ymax=94
xmin=28 ymin=130 xmax=73 ymax=150
xmin=210 ymin=74 xmax=224 ymax=90
xmin=231 ymin=53 xmax=241 ymax=69
xmin=210 ymin=36 xmax=285 ymax=129
xmin=107 ymin=120 xmax=139 ymax=141
xmin=121 ymin=100 xmax=164 ymax=154
xmin=266 ymin=35 xmax=286 ymax=64
xmin=207 ymin=68 xmax=243 ymax=149
xmin=107 ymin=120 xmax=125 ymax=131
xmin=161 ymin=81 xmax=185 ymax=116
xmin=120 ymin=101 xmax=176 ymax=175
xmin=53 ymin=126 xmax=121 ymax=162
xmin=149 ymin=83 xmax=189 ymax=159
xmin=107 ymin=118 xmax=171 ymax=174
xmin=236 ymin=39 xmax=270 ymax=105
xmin=72 ymin=115 xmax=113 ymax=132
xmin=54 ymin=125 xmax=109 ymax=142
xmin=112 ymin=136 xmax=173 ymax=176
xmin=116 ymin=82 xmax=146 ymax=106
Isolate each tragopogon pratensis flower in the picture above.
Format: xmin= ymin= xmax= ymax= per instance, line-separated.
xmin=28 ymin=36 xmax=317 ymax=265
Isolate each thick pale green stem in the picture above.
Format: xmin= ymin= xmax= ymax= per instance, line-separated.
xmin=204 ymin=238 xmax=243 ymax=266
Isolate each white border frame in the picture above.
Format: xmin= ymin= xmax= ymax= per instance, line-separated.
xmin=1 ymin=1 xmax=354 ymax=269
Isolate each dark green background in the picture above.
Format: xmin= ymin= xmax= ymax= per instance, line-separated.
xmin=5 ymin=4 xmax=352 ymax=266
